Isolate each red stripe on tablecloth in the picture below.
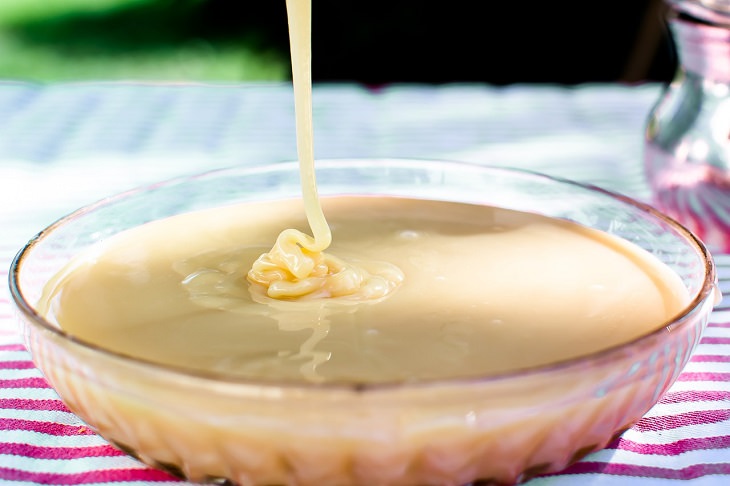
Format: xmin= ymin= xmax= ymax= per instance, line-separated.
xmin=0 ymin=419 xmax=95 ymax=436
xmin=610 ymin=434 xmax=730 ymax=455
xmin=0 ymin=344 xmax=26 ymax=352
xmin=676 ymin=372 xmax=730 ymax=382
xmin=1 ymin=442 xmax=124 ymax=460
xmin=691 ymin=354 xmax=730 ymax=363
xmin=0 ymin=467 xmax=177 ymax=484
xmin=633 ymin=409 xmax=730 ymax=432
xmin=561 ymin=461 xmax=730 ymax=479
xmin=0 ymin=360 xmax=36 ymax=369
xmin=660 ymin=390 xmax=730 ymax=403
xmin=700 ymin=337 xmax=730 ymax=345
xmin=0 ymin=398 xmax=69 ymax=412
xmin=0 ymin=377 xmax=49 ymax=388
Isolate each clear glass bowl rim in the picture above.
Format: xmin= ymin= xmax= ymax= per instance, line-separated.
xmin=8 ymin=158 xmax=719 ymax=392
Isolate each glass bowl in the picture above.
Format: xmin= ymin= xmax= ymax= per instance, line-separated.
xmin=9 ymin=159 xmax=719 ymax=486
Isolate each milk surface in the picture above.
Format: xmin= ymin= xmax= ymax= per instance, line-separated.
xmin=39 ymin=196 xmax=689 ymax=384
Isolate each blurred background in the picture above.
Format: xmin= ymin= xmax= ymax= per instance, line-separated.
xmin=0 ymin=0 xmax=676 ymax=85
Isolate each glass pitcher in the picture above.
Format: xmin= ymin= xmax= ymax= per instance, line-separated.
xmin=644 ymin=0 xmax=730 ymax=252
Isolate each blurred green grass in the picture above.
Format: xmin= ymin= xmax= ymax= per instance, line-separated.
xmin=0 ymin=0 xmax=289 ymax=81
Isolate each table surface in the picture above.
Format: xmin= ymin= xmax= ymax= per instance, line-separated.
xmin=1 ymin=81 xmax=729 ymax=485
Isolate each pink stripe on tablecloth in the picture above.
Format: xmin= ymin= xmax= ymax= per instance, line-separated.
xmin=0 ymin=360 xmax=36 ymax=369
xmin=700 ymin=337 xmax=730 ymax=345
xmin=610 ymin=434 xmax=730 ymax=455
xmin=691 ymin=354 xmax=730 ymax=363
xmin=660 ymin=390 xmax=730 ymax=403
xmin=709 ymin=322 xmax=730 ymax=328
xmin=561 ymin=461 xmax=730 ymax=479
xmin=0 ymin=419 xmax=95 ymax=436
xmin=1 ymin=442 xmax=124 ymax=460
xmin=0 ymin=377 xmax=49 ymax=388
xmin=676 ymin=372 xmax=730 ymax=382
xmin=0 ymin=467 xmax=177 ymax=484
xmin=633 ymin=409 xmax=730 ymax=432
xmin=0 ymin=344 xmax=27 ymax=352
xmin=0 ymin=398 xmax=69 ymax=412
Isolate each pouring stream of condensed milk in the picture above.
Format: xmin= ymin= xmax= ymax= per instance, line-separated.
xmin=247 ymin=0 xmax=404 ymax=301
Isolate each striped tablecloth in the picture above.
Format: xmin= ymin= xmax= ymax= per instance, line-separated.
xmin=1 ymin=81 xmax=729 ymax=485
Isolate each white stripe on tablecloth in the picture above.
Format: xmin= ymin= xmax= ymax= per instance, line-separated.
xmin=710 ymin=310 xmax=730 ymax=322
xmin=620 ymin=420 xmax=730 ymax=446
xmin=702 ymin=326 xmax=730 ymax=338
xmin=0 ymin=369 xmax=43 ymax=380
xmin=692 ymin=344 xmax=730 ymax=356
xmin=0 ymin=430 xmax=111 ymax=449
xmin=529 ymin=475 xmax=730 ymax=485
xmin=0 ymin=352 xmax=31 ymax=363
xmin=0 ymin=388 xmax=61 ymax=400
xmin=684 ymin=361 xmax=730 ymax=374
xmin=0 ymin=455 xmax=145 ymax=475
xmin=645 ymin=398 xmax=730 ymax=418
xmin=0 ymin=409 xmax=84 ymax=426
xmin=669 ymin=380 xmax=730 ymax=393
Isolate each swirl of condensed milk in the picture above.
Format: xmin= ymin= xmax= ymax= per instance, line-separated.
xmin=247 ymin=0 xmax=403 ymax=301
